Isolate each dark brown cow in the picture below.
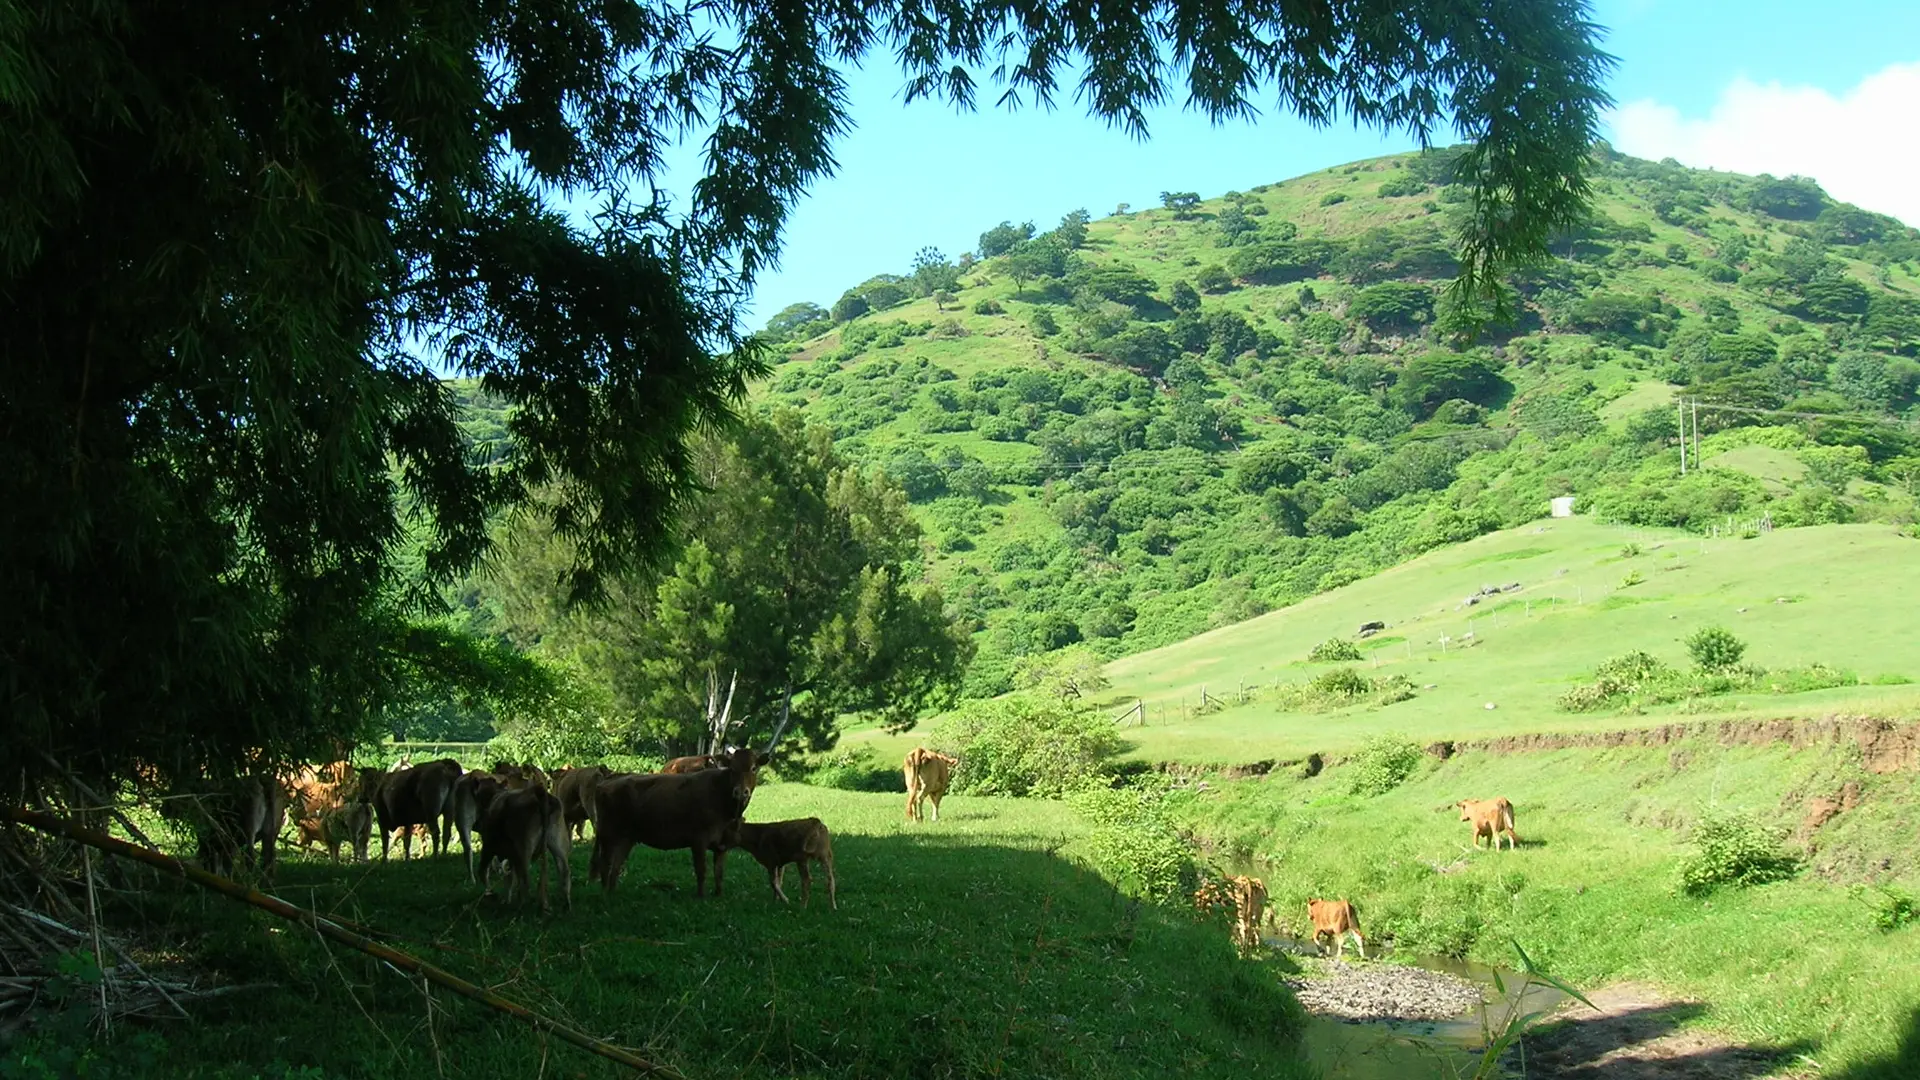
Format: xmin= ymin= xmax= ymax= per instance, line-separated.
xmin=723 ymin=817 xmax=837 ymax=910
xmin=1456 ymin=797 xmax=1519 ymax=851
xmin=196 ymin=775 xmax=288 ymax=880
xmin=471 ymin=777 xmax=572 ymax=912
xmin=1307 ymin=898 xmax=1366 ymax=961
xmin=590 ymin=747 xmax=763 ymax=897
xmin=662 ymin=754 xmax=723 ymax=775
xmin=904 ymin=748 xmax=959 ymax=823
xmin=554 ymin=765 xmax=616 ymax=840
xmin=364 ymin=758 xmax=463 ymax=860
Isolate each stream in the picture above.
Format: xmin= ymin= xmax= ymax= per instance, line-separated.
xmin=1265 ymin=934 xmax=1569 ymax=1079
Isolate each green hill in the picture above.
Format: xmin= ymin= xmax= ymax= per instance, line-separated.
xmin=754 ymin=146 xmax=1920 ymax=701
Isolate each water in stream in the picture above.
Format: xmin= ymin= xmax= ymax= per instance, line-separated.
xmin=1268 ymin=935 xmax=1570 ymax=1079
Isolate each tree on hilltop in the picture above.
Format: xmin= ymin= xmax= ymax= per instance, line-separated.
xmin=979 ymin=221 xmax=1037 ymax=257
xmin=4 ymin=0 xmax=1615 ymax=790
xmin=1055 ymin=209 xmax=1093 ymax=250
xmin=912 ymin=247 xmax=963 ymax=298
xmin=1161 ymin=191 xmax=1203 ymax=218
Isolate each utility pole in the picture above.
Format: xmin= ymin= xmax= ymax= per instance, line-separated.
xmin=1692 ymin=399 xmax=1701 ymax=470
xmin=1678 ymin=398 xmax=1687 ymax=475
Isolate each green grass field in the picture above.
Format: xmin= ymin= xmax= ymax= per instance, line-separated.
xmin=1091 ymin=518 xmax=1920 ymax=763
xmin=56 ymin=787 xmax=1311 ymax=1080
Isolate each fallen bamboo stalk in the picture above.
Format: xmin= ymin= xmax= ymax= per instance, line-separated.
xmin=1 ymin=805 xmax=684 ymax=1078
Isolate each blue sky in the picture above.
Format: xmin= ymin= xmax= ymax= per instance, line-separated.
xmin=662 ymin=1 xmax=1920 ymax=326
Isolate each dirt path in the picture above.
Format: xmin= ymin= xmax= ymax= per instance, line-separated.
xmin=1514 ymin=983 xmax=1809 ymax=1079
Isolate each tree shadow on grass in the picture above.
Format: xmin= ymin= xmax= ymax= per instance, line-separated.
xmin=1513 ymin=999 xmax=1814 ymax=1079
xmin=109 ymin=827 xmax=1322 ymax=1080
xmin=1825 ymin=1005 xmax=1920 ymax=1080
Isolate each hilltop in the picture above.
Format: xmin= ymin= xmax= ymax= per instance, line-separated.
xmin=753 ymin=145 xmax=1920 ymax=702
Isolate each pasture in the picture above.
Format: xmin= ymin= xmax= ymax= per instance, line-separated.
xmin=51 ymin=786 xmax=1311 ymax=1080
xmin=1170 ymin=729 xmax=1920 ymax=1077
xmin=1099 ymin=518 xmax=1920 ymax=763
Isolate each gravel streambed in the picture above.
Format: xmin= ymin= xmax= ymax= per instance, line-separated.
xmin=1283 ymin=957 xmax=1488 ymax=1022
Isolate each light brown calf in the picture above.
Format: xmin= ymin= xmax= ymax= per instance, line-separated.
xmin=724 ymin=818 xmax=837 ymax=910
xmin=663 ymin=755 xmax=722 ymax=774
xmin=1456 ymin=797 xmax=1519 ymax=851
xmin=903 ymin=748 xmax=959 ymax=823
xmin=291 ymin=800 xmax=373 ymax=863
xmin=1307 ymin=899 xmax=1366 ymax=961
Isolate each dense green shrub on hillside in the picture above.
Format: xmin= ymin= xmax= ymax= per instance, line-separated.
xmin=1348 ymin=282 xmax=1434 ymax=330
xmin=1746 ymin=175 xmax=1828 ymax=221
xmin=935 ymin=692 xmax=1123 ymax=798
xmin=1394 ymin=351 xmax=1508 ymax=416
xmin=1376 ymin=174 xmax=1426 ymax=198
xmin=1307 ymin=637 xmax=1363 ymax=662
xmin=1345 ymin=734 xmax=1424 ymax=796
xmin=1195 ymin=264 xmax=1233 ymax=293
xmin=1679 ymin=811 xmax=1799 ymax=896
xmin=1686 ymin=626 xmax=1747 ymax=672
xmin=1075 ymin=783 xmax=1200 ymax=905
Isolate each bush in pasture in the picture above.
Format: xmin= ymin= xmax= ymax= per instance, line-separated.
xmin=1376 ymin=173 xmax=1426 ymax=198
xmin=1307 ymin=637 xmax=1364 ymax=663
xmin=1074 ymin=783 xmax=1199 ymax=905
xmin=935 ymin=692 xmax=1123 ymax=798
xmin=1558 ymin=651 xmax=1675 ymax=712
xmin=972 ymin=297 xmax=1004 ymax=315
xmin=1311 ymin=666 xmax=1373 ymax=697
xmin=1686 ymin=626 xmax=1747 ymax=672
xmin=1679 ymin=811 xmax=1799 ymax=896
xmin=1345 ymin=734 xmax=1424 ymax=796
xmin=1861 ymin=886 xmax=1920 ymax=933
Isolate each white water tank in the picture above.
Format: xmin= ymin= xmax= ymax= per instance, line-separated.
xmin=1550 ymin=496 xmax=1576 ymax=518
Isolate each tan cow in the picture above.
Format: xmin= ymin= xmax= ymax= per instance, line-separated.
xmin=723 ymin=817 xmax=837 ymax=910
xmin=1192 ymin=875 xmax=1268 ymax=954
xmin=1228 ymin=876 xmax=1268 ymax=954
xmin=904 ymin=748 xmax=959 ymax=823
xmin=590 ymin=747 xmax=763 ymax=897
xmin=1307 ymin=898 xmax=1366 ymax=961
xmin=195 ymin=775 xmax=289 ymax=881
xmin=663 ymin=754 xmax=722 ymax=774
xmin=554 ymin=765 xmax=616 ymax=840
xmin=1456 ymin=797 xmax=1519 ymax=851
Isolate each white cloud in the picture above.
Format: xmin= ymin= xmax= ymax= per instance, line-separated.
xmin=1607 ymin=61 xmax=1920 ymax=228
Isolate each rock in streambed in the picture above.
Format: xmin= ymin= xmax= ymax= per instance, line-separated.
xmin=1283 ymin=957 xmax=1487 ymax=1022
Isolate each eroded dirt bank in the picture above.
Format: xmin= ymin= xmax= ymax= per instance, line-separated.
xmin=1160 ymin=715 xmax=1920 ymax=779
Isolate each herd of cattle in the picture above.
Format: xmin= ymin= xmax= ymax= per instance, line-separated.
xmin=192 ymin=743 xmax=970 ymax=914
xmin=191 ymin=740 xmax=1515 ymax=957
xmin=1196 ymin=796 xmax=1521 ymax=960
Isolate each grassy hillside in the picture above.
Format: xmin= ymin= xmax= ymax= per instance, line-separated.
xmin=842 ymin=517 xmax=1920 ymax=768
xmin=40 ymin=787 xmax=1310 ymax=1080
xmin=1100 ymin=517 xmax=1920 ymax=761
xmin=753 ymin=146 xmax=1920 ymax=701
